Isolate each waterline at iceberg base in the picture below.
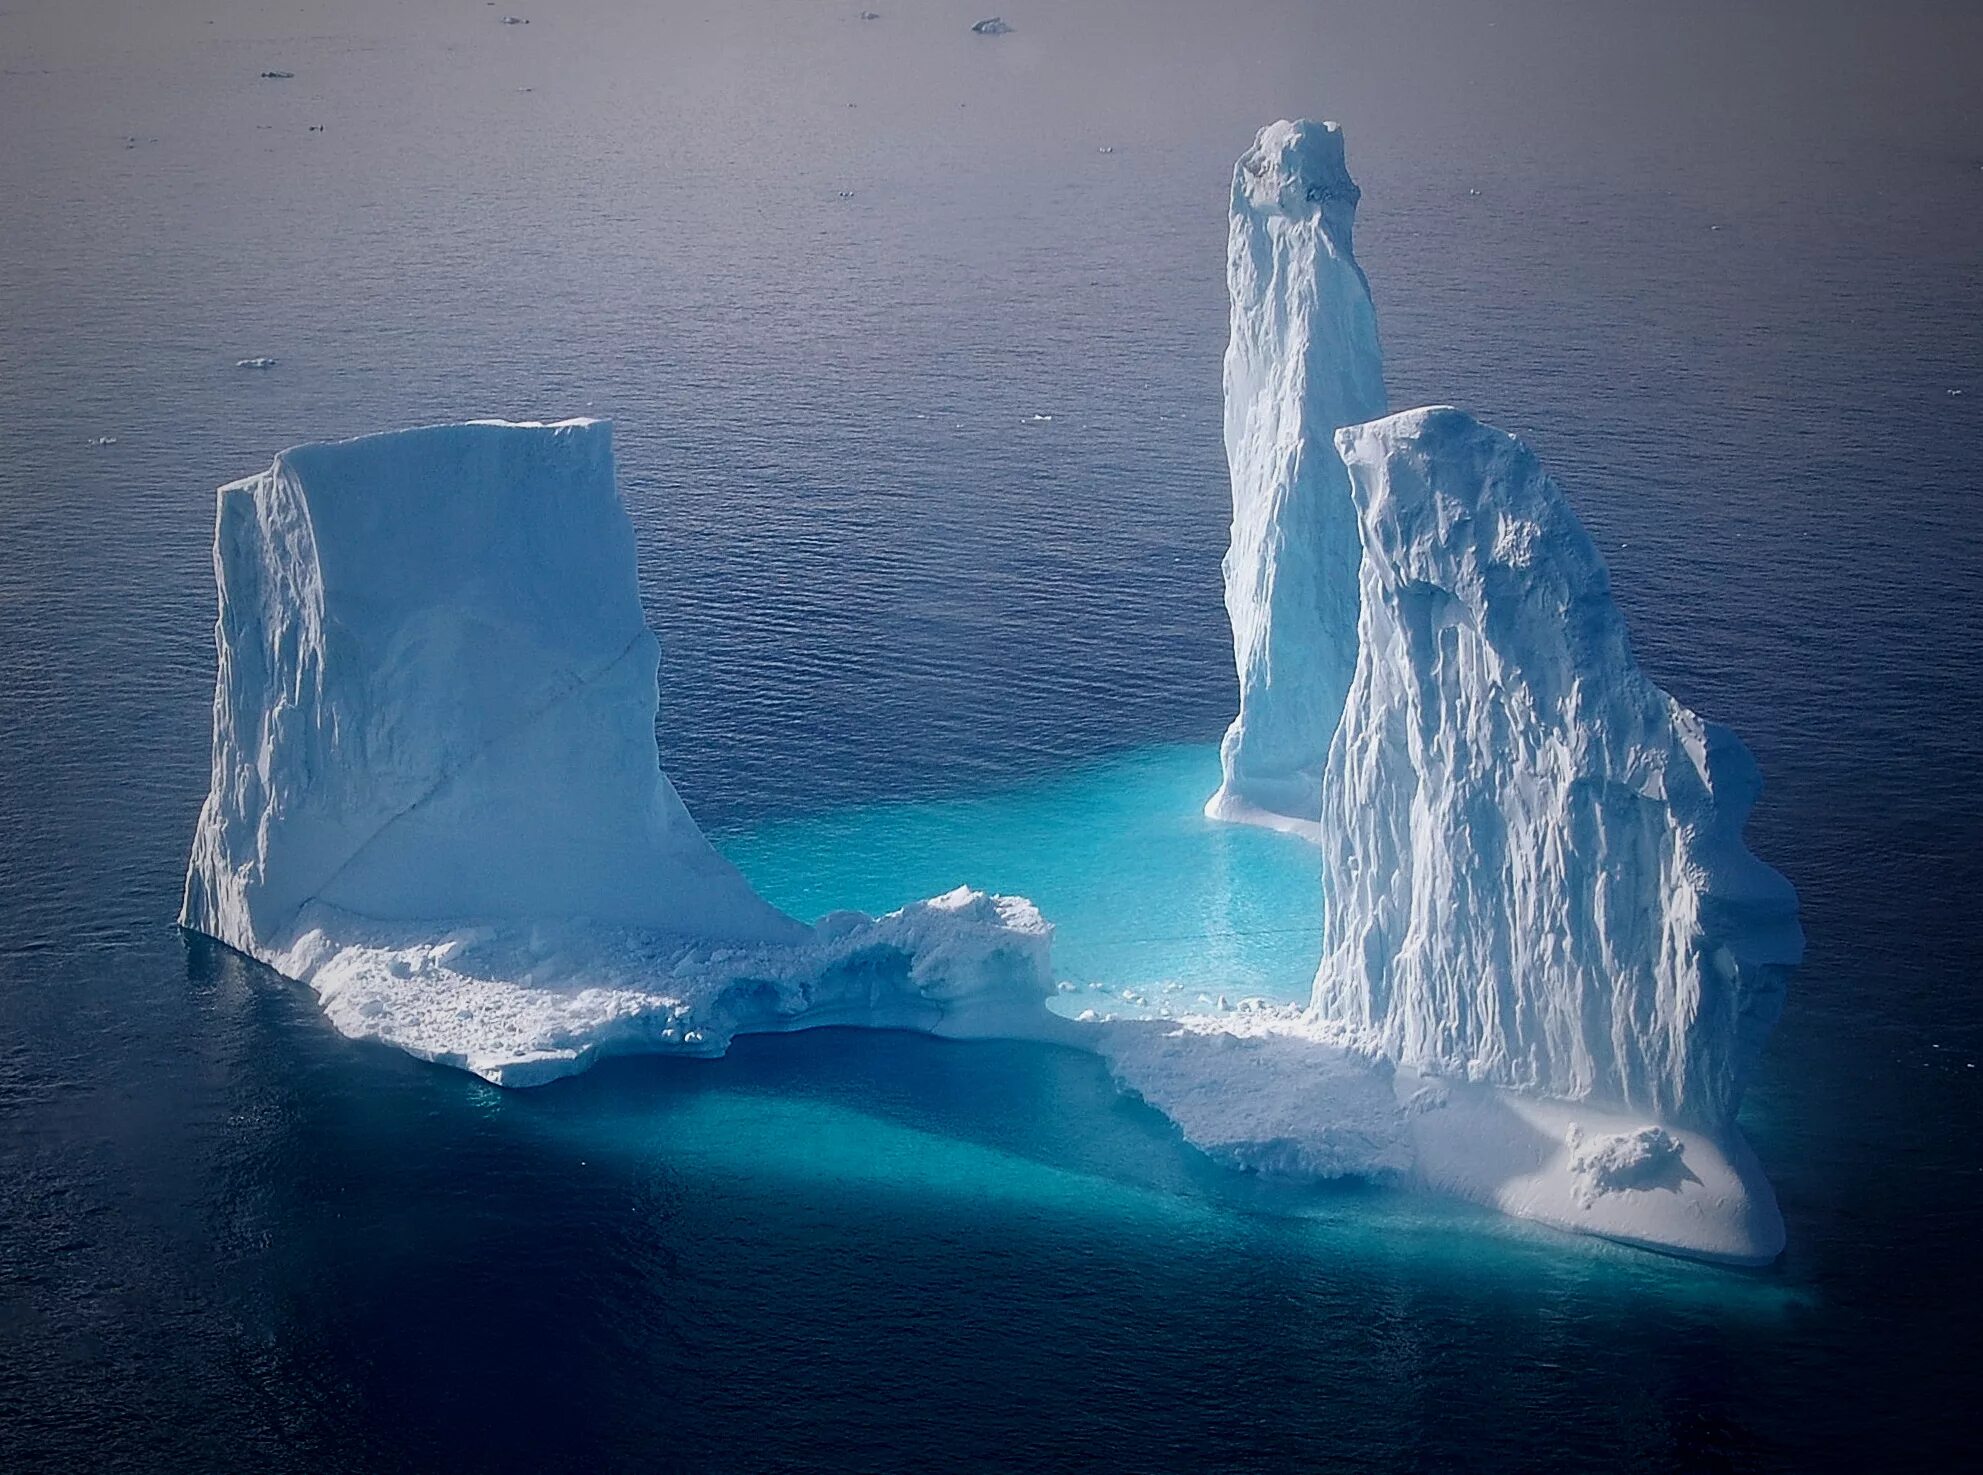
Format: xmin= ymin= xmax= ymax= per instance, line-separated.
xmin=181 ymin=406 xmax=1792 ymax=1265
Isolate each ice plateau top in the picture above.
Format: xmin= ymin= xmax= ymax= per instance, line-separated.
xmin=180 ymin=122 xmax=1799 ymax=1263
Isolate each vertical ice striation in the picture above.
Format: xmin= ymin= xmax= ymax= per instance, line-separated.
xmin=1314 ymin=408 xmax=1802 ymax=1131
xmin=180 ymin=419 xmax=803 ymax=954
xmin=1207 ymin=119 xmax=1388 ymax=830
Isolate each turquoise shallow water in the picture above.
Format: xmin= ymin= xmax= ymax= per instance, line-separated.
xmin=716 ymin=743 xmax=1322 ymax=1012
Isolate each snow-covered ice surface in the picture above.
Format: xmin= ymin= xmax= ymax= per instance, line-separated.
xmin=1207 ymin=120 xmax=1387 ymax=830
xmin=274 ymin=886 xmax=1062 ymax=1087
xmin=1091 ymin=1007 xmax=1784 ymax=1264
xmin=1316 ymin=407 xmax=1802 ymax=1134
xmin=180 ymin=420 xmax=1061 ymax=1083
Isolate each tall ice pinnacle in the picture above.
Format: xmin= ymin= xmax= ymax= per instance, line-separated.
xmin=1207 ymin=119 xmax=1388 ymax=829
xmin=1314 ymin=408 xmax=1802 ymax=1131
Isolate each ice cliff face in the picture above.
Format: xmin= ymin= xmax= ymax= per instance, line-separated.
xmin=181 ymin=420 xmax=1058 ymax=1083
xmin=1314 ymin=408 xmax=1803 ymax=1131
xmin=1208 ymin=119 xmax=1388 ymax=830
xmin=181 ymin=419 xmax=800 ymax=952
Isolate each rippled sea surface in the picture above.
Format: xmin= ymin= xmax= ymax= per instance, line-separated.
xmin=3 ymin=1 xmax=1981 ymax=1469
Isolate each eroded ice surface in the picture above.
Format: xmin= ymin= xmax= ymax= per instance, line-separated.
xmin=1207 ymin=119 xmax=1387 ymax=830
xmin=1315 ymin=408 xmax=1803 ymax=1134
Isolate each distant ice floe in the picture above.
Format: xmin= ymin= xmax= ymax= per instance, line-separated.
xmin=971 ymin=18 xmax=1012 ymax=36
xmin=235 ymin=357 xmax=277 ymax=369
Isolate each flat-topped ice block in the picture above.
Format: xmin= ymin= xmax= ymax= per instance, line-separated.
xmin=181 ymin=418 xmax=803 ymax=951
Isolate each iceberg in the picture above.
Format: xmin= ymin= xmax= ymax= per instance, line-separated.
xmin=1316 ymin=407 xmax=1802 ymax=1134
xmin=175 ymin=124 xmax=1804 ymax=1264
xmin=1207 ymin=120 xmax=1388 ymax=833
xmin=181 ymin=420 xmax=1060 ymax=1083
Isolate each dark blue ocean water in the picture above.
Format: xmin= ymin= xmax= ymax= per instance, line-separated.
xmin=4 ymin=1 xmax=1982 ymax=1469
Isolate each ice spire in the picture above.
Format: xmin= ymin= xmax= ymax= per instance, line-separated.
xmin=1315 ymin=408 xmax=1802 ymax=1130
xmin=1207 ymin=119 xmax=1388 ymax=830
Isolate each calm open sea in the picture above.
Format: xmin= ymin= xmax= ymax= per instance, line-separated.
xmin=3 ymin=2 xmax=1981 ymax=1469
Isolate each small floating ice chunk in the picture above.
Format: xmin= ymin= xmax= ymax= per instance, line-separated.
xmin=1025 ymin=413 xmax=1053 ymax=424
xmin=860 ymin=9 xmax=880 ymax=18
xmin=235 ymin=357 xmax=277 ymax=369
xmin=501 ymin=15 xmax=529 ymax=24
xmin=260 ymin=70 xmax=295 ymax=80
xmin=970 ymin=17 xmax=1012 ymax=35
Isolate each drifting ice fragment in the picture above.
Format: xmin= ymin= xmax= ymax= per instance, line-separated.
xmin=971 ymin=18 xmax=1012 ymax=35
